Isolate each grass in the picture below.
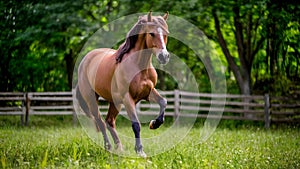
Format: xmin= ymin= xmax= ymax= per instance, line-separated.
xmin=0 ymin=115 xmax=300 ymax=168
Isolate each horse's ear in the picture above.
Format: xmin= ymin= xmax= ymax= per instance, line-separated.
xmin=163 ymin=11 xmax=169 ymax=21
xmin=148 ymin=11 xmax=152 ymax=22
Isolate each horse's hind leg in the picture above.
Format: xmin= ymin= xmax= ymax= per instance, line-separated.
xmin=79 ymin=86 xmax=112 ymax=150
xmin=90 ymin=97 xmax=112 ymax=150
xmin=106 ymin=103 xmax=123 ymax=151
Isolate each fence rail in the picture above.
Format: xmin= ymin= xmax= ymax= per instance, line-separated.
xmin=0 ymin=90 xmax=299 ymax=127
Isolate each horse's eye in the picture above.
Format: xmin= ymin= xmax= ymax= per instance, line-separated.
xmin=150 ymin=33 xmax=155 ymax=37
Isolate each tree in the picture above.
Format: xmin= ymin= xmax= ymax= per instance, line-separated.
xmin=0 ymin=0 xmax=117 ymax=92
xmin=107 ymin=0 xmax=300 ymax=95
xmin=1 ymin=0 xmax=299 ymax=95
xmin=250 ymin=0 xmax=300 ymax=96
xmin=209 ymin=0 xmax=266 ymax=95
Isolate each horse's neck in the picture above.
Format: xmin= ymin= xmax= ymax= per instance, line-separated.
xmin=137 ymin=50 xmax=153 ymax=68
xmin=132 ymin=36 xmax=153 ymax=69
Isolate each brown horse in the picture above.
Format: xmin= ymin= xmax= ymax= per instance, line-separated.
xmin=76 ymin=12 xmax=169 ymax=157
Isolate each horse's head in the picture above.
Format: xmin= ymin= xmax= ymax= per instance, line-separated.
xmin=116 ymin=11 xmax=170 ymax=64
xmin=139 ymin=11 xmax=170 ymax=64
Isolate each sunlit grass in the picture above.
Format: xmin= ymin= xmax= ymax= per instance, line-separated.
xmin=0 ymin=116 xmax=299 ymax=168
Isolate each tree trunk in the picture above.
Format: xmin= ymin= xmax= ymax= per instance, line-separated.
xmin=213 ymin=7 xmax=254 ymax=118
xmin=240 ymin=76 xmax=252 ymax=118
xmin=65 ymin=50 xmax=74 ymax=90
xmin=213 ymin=9 xmax=249 ymax=95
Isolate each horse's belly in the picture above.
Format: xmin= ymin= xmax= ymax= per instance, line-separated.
xmin=94 ymin=69 xmax=115 ymax=102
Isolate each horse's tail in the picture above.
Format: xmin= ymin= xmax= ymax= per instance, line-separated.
xmin=75 ymin=85 xmax=89 ymax=115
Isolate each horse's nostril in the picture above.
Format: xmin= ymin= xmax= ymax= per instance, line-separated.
xmin=157 ymin=53 xmax=169 ymax=65
xmin=158 ymin=53 xmax=164 ymax=61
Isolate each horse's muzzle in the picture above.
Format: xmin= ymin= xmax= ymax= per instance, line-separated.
xmin=157 ymin=49 xmax=170 ymax=65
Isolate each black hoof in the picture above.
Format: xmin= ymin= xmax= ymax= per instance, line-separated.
xmin=149 ymin=118 xmax=164 ymax=129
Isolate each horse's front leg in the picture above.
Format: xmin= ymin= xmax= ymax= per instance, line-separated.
xmin=149 ymin=88 xmax=167 ymax=129
xmin=123 ymin=93 xmax=147 ymax=158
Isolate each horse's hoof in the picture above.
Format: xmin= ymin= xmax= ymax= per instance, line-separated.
xmin=149 ymin=120 xmax=156 ymax=129
xmin=150 ymin=119 xmax=162 ymax=129
xmin=115 ymin=143 xmax=124 ymax=152
xmin=135 ymin=145 xmax=147 ymax=158
xmin=137 ymin=150 xmax=147 ymax=158
xmin=105 ymin=142 xmax=112 ymax=151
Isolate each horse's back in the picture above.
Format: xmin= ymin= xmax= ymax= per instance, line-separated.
xmin=78 ymin=48 xmax=117 ymax=101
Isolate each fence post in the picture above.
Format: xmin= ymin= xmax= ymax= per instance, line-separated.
xmin=25 ymin=93 xmax=31 ymax=126
xmin=264 ymin=94 xmax=270 ymax=129
xmin=71 ymin=89 xmax=78 ymax=126
xmin=21 ymin=93 xmax=26 ymax=126
xmin=174 ymin=90 xmax=180 ymax=121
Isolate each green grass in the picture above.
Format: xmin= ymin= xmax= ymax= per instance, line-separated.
xmin=0 ymin=116 xmax=299 ymax=168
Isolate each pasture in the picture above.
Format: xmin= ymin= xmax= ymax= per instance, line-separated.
xmin=0 ymin=116 xmax=299 ymax=169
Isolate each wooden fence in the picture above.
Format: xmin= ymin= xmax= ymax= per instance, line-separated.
xmin=0 ymin=90 xmax=299 ymax=128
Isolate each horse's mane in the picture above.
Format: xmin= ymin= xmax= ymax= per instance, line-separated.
xmin=115 ymin=22 xmax=143 ymax=63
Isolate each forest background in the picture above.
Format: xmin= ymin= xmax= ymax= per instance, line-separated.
xmin=1 ymin=0 xmax=299 ymax=96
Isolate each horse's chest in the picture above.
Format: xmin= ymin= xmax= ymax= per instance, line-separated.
xmin=129 ymin=74 xmax=155 ymax=101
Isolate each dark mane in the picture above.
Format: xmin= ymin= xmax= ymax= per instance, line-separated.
xmin=115 ymin=22 xmax=143 ymax=63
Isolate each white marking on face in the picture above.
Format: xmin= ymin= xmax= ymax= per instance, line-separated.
xmin=156 ymin=27 xmax=169 ymax=64
xmin=157 ymin=27 xmax=166 ymax=50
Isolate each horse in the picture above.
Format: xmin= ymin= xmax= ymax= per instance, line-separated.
xmin=76 ymin=11 xmax=170 ymax=157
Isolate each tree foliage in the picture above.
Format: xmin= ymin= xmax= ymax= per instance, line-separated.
xmin=1 ymin=0 xmax=299 ymax=96
xmin=0 ymin=0 xmax=116 ymax=91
